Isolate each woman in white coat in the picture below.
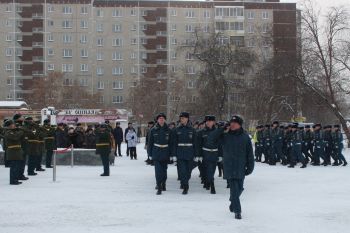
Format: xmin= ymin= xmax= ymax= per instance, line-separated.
xmin=126 ymin=128 xmax=138 ymax=160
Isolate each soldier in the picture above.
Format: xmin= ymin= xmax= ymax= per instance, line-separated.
xmin=4 ymin=120 xmax=25 ymax=185
xmin=332 ymin=125 xmax=347 ymax=166
xmin=323 ymin=125 xmax=333 ymax=166
xmin=171 ymin=112 xmax=197 ymax=195
xmin=144 ymin=121 xmax=154 ymax=165
xmin=253 ymin=125 xmax=263 ymax=162
xmin=302 ymin=125 xmax=314 ymax=163
xmin=288 ymin=125 xmax=307 ymax=168
xmin=312 ymin=124 xmax=324 ymax=166
xmin=271 ymin=121 xmax=285 ymax=165
xmin=23 ymin=117 xmax=40 ymax=176
xmin=43 ymin=119 xmax=56 ymax=168
xmin=222 ymin=116 xmax=254 ymax=220
xmin=36 ymin=120 xmax=46 ymax=172
xmin=262 ymin=124 xmax=272 ymax=164
xmin=147 ymin=113 xmax=172 ymax=195
xmin=197 ymin=115 xmax=223 ymax=194
xmin=95 ymin=123 xmax=114 ymax=176
xmin=13 ymin=114 xmax=27 ymax=178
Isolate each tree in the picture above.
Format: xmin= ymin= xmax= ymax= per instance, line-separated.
xmin=25 ymin=72 xmax=101 ymax=109
xmin=294 ymin=0 xmax=350 ymax=142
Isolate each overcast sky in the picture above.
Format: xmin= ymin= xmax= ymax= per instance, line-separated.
xmin=280 ymin=0 xmax=349 ymax=8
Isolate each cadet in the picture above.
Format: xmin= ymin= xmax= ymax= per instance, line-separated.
xmin=147 ymin=113 xmax=172 ymax=195
xmin=171 ymin=112 xmax=197 ymax=195
xmin=43 ymin=119 xmax=56 ymax=168
xmin=197 ymin=115 xmax=223 ymax=194
xmin=302 ymin=125 xmax=314 ymax=163
xmin=254 ymin=125 xmax=264 ymax=162
xmin=36 ymin=120 xmax=46 ymax=172
xmin=95 ymin=123 xmax=114 ymax=176
xmin=323 ymin=125 xmax=333 ymax=166
xmin=271 ymin=121 xmax=285 ymax=165
xmin=4 ymin=120 xmax=25 ymax=185
xmin=288 ymin=125 xmax=307 ymax=168
xmin=332 ymin=125 xmax=347 ymax=166
xmin=312 ymin=124 xmax=324 ymax=166
xmin=23 ymin=117 xmax=40 ymax=176
xmin=222 ymin=116 xmax=254 ymax=220
xmin=144 ymin=121 xmax=155 ymax=165
xmin=262 ymin=124 xmax=272 ymax=164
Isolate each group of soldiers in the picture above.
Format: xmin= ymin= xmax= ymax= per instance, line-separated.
xmin=254 ymin=122 xmax=348 ymax=168
xmin=0 ymin=114 xmax=56 ymax=185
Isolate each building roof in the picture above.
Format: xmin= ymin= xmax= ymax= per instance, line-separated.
xmin=0 ymin=101 xmax=29 ymax=109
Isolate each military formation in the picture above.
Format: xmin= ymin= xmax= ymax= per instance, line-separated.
xmin=254 ymin=122 xmax=348 ymax=168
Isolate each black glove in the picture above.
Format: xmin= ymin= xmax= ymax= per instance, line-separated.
xmin=245 ymin=168 xmax=253 ymax=176
xmin=131 ymin=136 xmax=134 ymax=139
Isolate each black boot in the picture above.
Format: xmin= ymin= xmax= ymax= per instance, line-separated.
xmin=180 ymin=184 xmax=184 ymax=189
xmin=300 ymin=163 xmax=307 ymax=168
xmin=182 ymin=185 xmax=189 ymax=195
xmin=343 ymin=161 xmax=348 ymax=166
xmin=205 ymin=182 xmax=210 ymax=190
xmin=162 ymin=182 xmax=166 ymax=191
xmin=235 ymin=213 xmax=242 ymax=220
xmin=156 ymin=188 xmax=162 ymax=195
xmin=287 ymin=164 xmax=294 ymax=168
xmin=210 ymin=182 xmax=216 ymax=194
xmin=10 ymin=181 xmax=22 ymax=185
xmin=18 ymin=175 xmax=29 ymax=181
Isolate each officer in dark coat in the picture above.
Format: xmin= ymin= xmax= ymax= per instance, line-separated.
xmin=254 ymin=125 xmax=264 ymax=162
xmin=43 ymin=119 xmax=56 ymax=168
xmin=222 ymin=116 xmax=254 ymax=220
xmin=56 ymin=123 xmax=69 ymax=148
xmin=288 ymin=125 xmax=307 ymax=168
xmin=95 ymin=123 xmax=113 ymax=176
xmin=145 ymin=121 xmax=155 ymax=164
xmin=323 ymin=125 xmax=333 ymax=166
xmin=13 ymin=114 xmax=28 ymax=180
xmin=4 ymin=120 xmax=25 ymax=185
xmin=302 ymin=125 xmax=314 ymax=163
xmin=171 ymin=112 xmax=197 ymax=195
xmin=312 ymin=123 xmax=324 ymax=166
xmin=197 ymin=115 xmax=224 ymax=194
xmin=112 ymin=122 xmax=124 ymax=156
xmin=147 ymin=113 xmax=172 ymax=195
xmin=332 ymin=125 xmax=347 ymax=166
xmin=262 ymin=124 xmax=272 ymax=164
xmin=36 ymin=121 xmax=46 ymax=172
xmin=271 ymin=121 xmax=285 ymax=165
xmin=23 ymin=117 xmax=41 ymax=176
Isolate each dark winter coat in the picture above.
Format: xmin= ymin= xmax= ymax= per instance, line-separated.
xmin=222 ymin=128 xmax=254 ymax=180
xmin=171 ymin=123 xmax=196 ymax=160
xmin=56 ymin=128 xmax=69 ymax=148
xmin=112 ymin=127 xmax=123 ymax=143
xmin=95 ymin=128 xmax=111 ymax=155
xmin=85 ymin=132 xmax=96 ymax=149
xmin=196 ymin=126 xmax=224 ymax=162
xmin=147 ymin=123 xmax=172 ymax=161
xmin=4 ymin=128 xmax=24 ymax=161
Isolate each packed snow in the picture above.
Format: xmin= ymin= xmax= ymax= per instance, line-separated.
xmin=0 ymin=143 xmax=349 ymax=233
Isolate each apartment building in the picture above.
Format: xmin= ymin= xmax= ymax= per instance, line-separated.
xmin=0 ymin=0 xmax=297 ymax=117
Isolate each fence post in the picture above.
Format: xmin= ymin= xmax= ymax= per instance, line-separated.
xmin=71 ymin=144 xmax=74 ymax=168
xmin=53 ymin=151 xmax=57 ymax=182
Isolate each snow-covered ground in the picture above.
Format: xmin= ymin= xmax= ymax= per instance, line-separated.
xmin=0 ymin=144 xmax=349 ymax=233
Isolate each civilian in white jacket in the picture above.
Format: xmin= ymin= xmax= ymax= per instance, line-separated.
xmin=126 ymin=129 xmax=138 ymax=160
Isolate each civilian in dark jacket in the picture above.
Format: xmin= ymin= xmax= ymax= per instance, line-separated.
xmin=56 ymin=123 xmax=69 ymax=148
xmin=112 ymin=122 xmax=123 ymax=156
xmin=124 ymin=122 xmax=133 ymax=156
xmin=222 ymin=116 xmax=254 ymax=220
xmin=85 ymin=127 xmax=96 ymax=149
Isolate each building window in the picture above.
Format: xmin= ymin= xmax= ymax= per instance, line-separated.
xmin=141 ymin=66 xmax=147 ymax=73
xmin=247 ymin=24 xmax=254 ymax=33
xmin=5 ymin=20 xmax=12 ymax=27
xmin=96 ymin=67 xmax=104 ymax=76
xmin=185 ymin=52 xmax=194 ymax=60
xmin=170 ymin=9 xmax=177 ymax=16
xmin=131 ymin=66 xmax=137 ymax=74
xmin=7 ymin=79 xmax=12 ymax=85
xmin=81 ymin=49 xmax=88 ymax=58
xmin=215 ymin=7 xmax=244 ymax=18
xmin=62 ymin=6 xmax=72 ymax=14
xmin=186 ymin=66 xmax=196 ymax=74
xmin=96 ymin=52 xmax=103 ymax=61
xmin=6 ymin=35 xmax=12 ymax=41
xmin=112 ymin=52 xmax=123 ymax=60
xmin=204 ymin=10 xmax=210 ymax=18
xmin=140 ymin=38 xmax=147 ymax=44
xmin=81 ymin=6 xmax=88 ymax=14
xmin=48 ymin=5 xmax=54 ymax=12
xmin=113 ymin=38 xmax=123 ymax=47
xmin=171 ymin=65 xmax=177 ymax=73
xmin=185 ymin=10 xmax=195 ymax=18
xmin=79 ymin=78 xmax=88 ymax=87
xmin=62 ymin=34 xmax=72 ymax=43
xmin=187 ymin=80 xmax=195 ymax=89
xmin=113 ymin=24 xmax=122 ymax=32
xmin=48 ymin=34 xmax=54 ymax=42
xmin=80 ymin=64 xmax=88 ymax=72
xmin=48 ymin=20 xmax=54 ymax=27
xmin=97 ymin=81 xmax=105 ymax=89
xmin=63 ymin=49 xmax=73 ymax=58
xmin=97 ymin=38 xmax=104 ymax=46
xmin=185 ymin=24 xmax=195 ymax=32
xmin=262 ymin=24 xmax=269 ymax=33
xmin=171 ymin=51 xmax=177 ymax=60
xmin=262 ymin=11 xmax=269 ymax=19
xmin=131 ymin=52 xmax=137 ymax=59
xmin=131 ymin=38 xmax=137 ymax=45
xmin=96 ymin=23 xmax=103 ymax=32
xmin=247 ymin=11 xmax=254 ymax=19
xmin=6 ymin=48 xmax=12 ymax=56
xmin=113 ymin=80 xmax=124 ymax=90
xmin=48 ymin=64 xmax=55 ymax=71
xmin=171 ymin=38 xmax=177 ymax=45
xmin=131 ymin=8 xmax=136 ymax=16
xmin=96 ymin=8 xmax=103 ymax=17
xmin=5 ymin=64 xmax=12 ymax=71
xmin=141 ymin=10 xmax=147 ymax=16
xmin=80 ymin=20 xmax=88 ymax=29
xmin=5 ymin=5 xmax=12 ymax=12
xmin=80 ymin=35 xmax=87 ymax=44
xmin=62 ymin=64 xmax=73 ymax=72
xmin=63 ymin=78 xmax=73 ymax=86
xmin=112 ymin=96 xmax=123 ymax=103
xmin=98 ymin=95 xmax=104 ymax=103
xmin=248 ymin=38 xmax=256 ymax=47
xmin=62 ymin=20 xmax=73 ymax=29
xmin=140 ymin=52 xmax=147 ymax=59
xmin=131 ymin=24 xmax=137 ymax=31
xmin=112 ymin=9 xmax=123 ymax=17
xmin=113 ymin=67 xmax=123 ymax=75
xmin=6 ymin=93 xmax=13 ymax=100
xmin=16 ymin=93 xmax=23 ymax=100
xmin=48 ymin=48 xmax=54 ymax=56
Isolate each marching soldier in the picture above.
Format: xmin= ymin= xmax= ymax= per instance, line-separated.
xmin=144 ymin=121 xmax=155 ymax=165
xmin=332 ymin=125 xmax=347 ymax=166
xmin=197 ymin=115 xmax=223 ymax=194
xmin=222 ymin=116 xmax=254 ymax=220
xmin=95 ymin=123 xmax=114 ymax=176
xmin=262 ymin=124 xmax=272 ymax=164
xmin=147 ymin=113 xmax=173 ymax=195
xmin=312 ymin=124 xmax=324 ymax=166
xmin=36 ymin=120 xmax=46 ymax=172
xmin=43 ymin=119 xmax=56 ymax=168
xmin=323 ymin=125 xmax=333 ymax=166
xmin=271 ymin=121 xmax=285 ymax=165
xmin=254 ymin=125 xmax=264 ymax=162
xmin=4 ymin=120 xmax=25 ymax=185
xmin=23 ymin=117 xmax=41 ymax=176
xmin=171 ymin=112 xmax=197 ymax=195
xmin=288 ymin=125 xmax=307 ymax=168
xmin=302 ymin=125 xmax=314 ymax=163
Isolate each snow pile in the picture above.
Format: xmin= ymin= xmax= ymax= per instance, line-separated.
xmin=0 ymin=144 xmax=349 ymax=233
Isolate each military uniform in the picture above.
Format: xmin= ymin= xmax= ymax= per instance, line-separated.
xmin=271 ymin=122 xmax=285 ymax=165
xmin=288 ymin=126 xmax=307 ymax=168
xmin=262 ymin=125 xmax=272 ymax=164
xmin=95 ymin=125 xmax=112 ymax=176
xmin=172 ymin=116 xmax=196 ymax=194
xmin=36 ymin=124 xmax=46 ymax=171
xmin=302 ymin=127 xmax=314 ymax=163
xmin=43 ymin=123 xmax=57 ymax=168
xmin=332 ymin=126 xmax=347 ymax=166
xmin=197 ymin=116 xmax=224 ymax=194
xmin=254 ymin=126 xmax=264 ymax=162
xmin=323 ymin=126 xmax=333 ymax=165
xmin=23 ymin=120 xmax=41 ymax=176
xmin=312 ymin=125 xmax=325 ymax=166
xmin=147 ymin=116 xmax=172 ymax=195
xmin=4 ymin=121 xmax=25 ymax=184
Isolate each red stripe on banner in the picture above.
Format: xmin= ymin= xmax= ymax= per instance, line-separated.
xmin=54 ymin=145 xmax=72 ymax=154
